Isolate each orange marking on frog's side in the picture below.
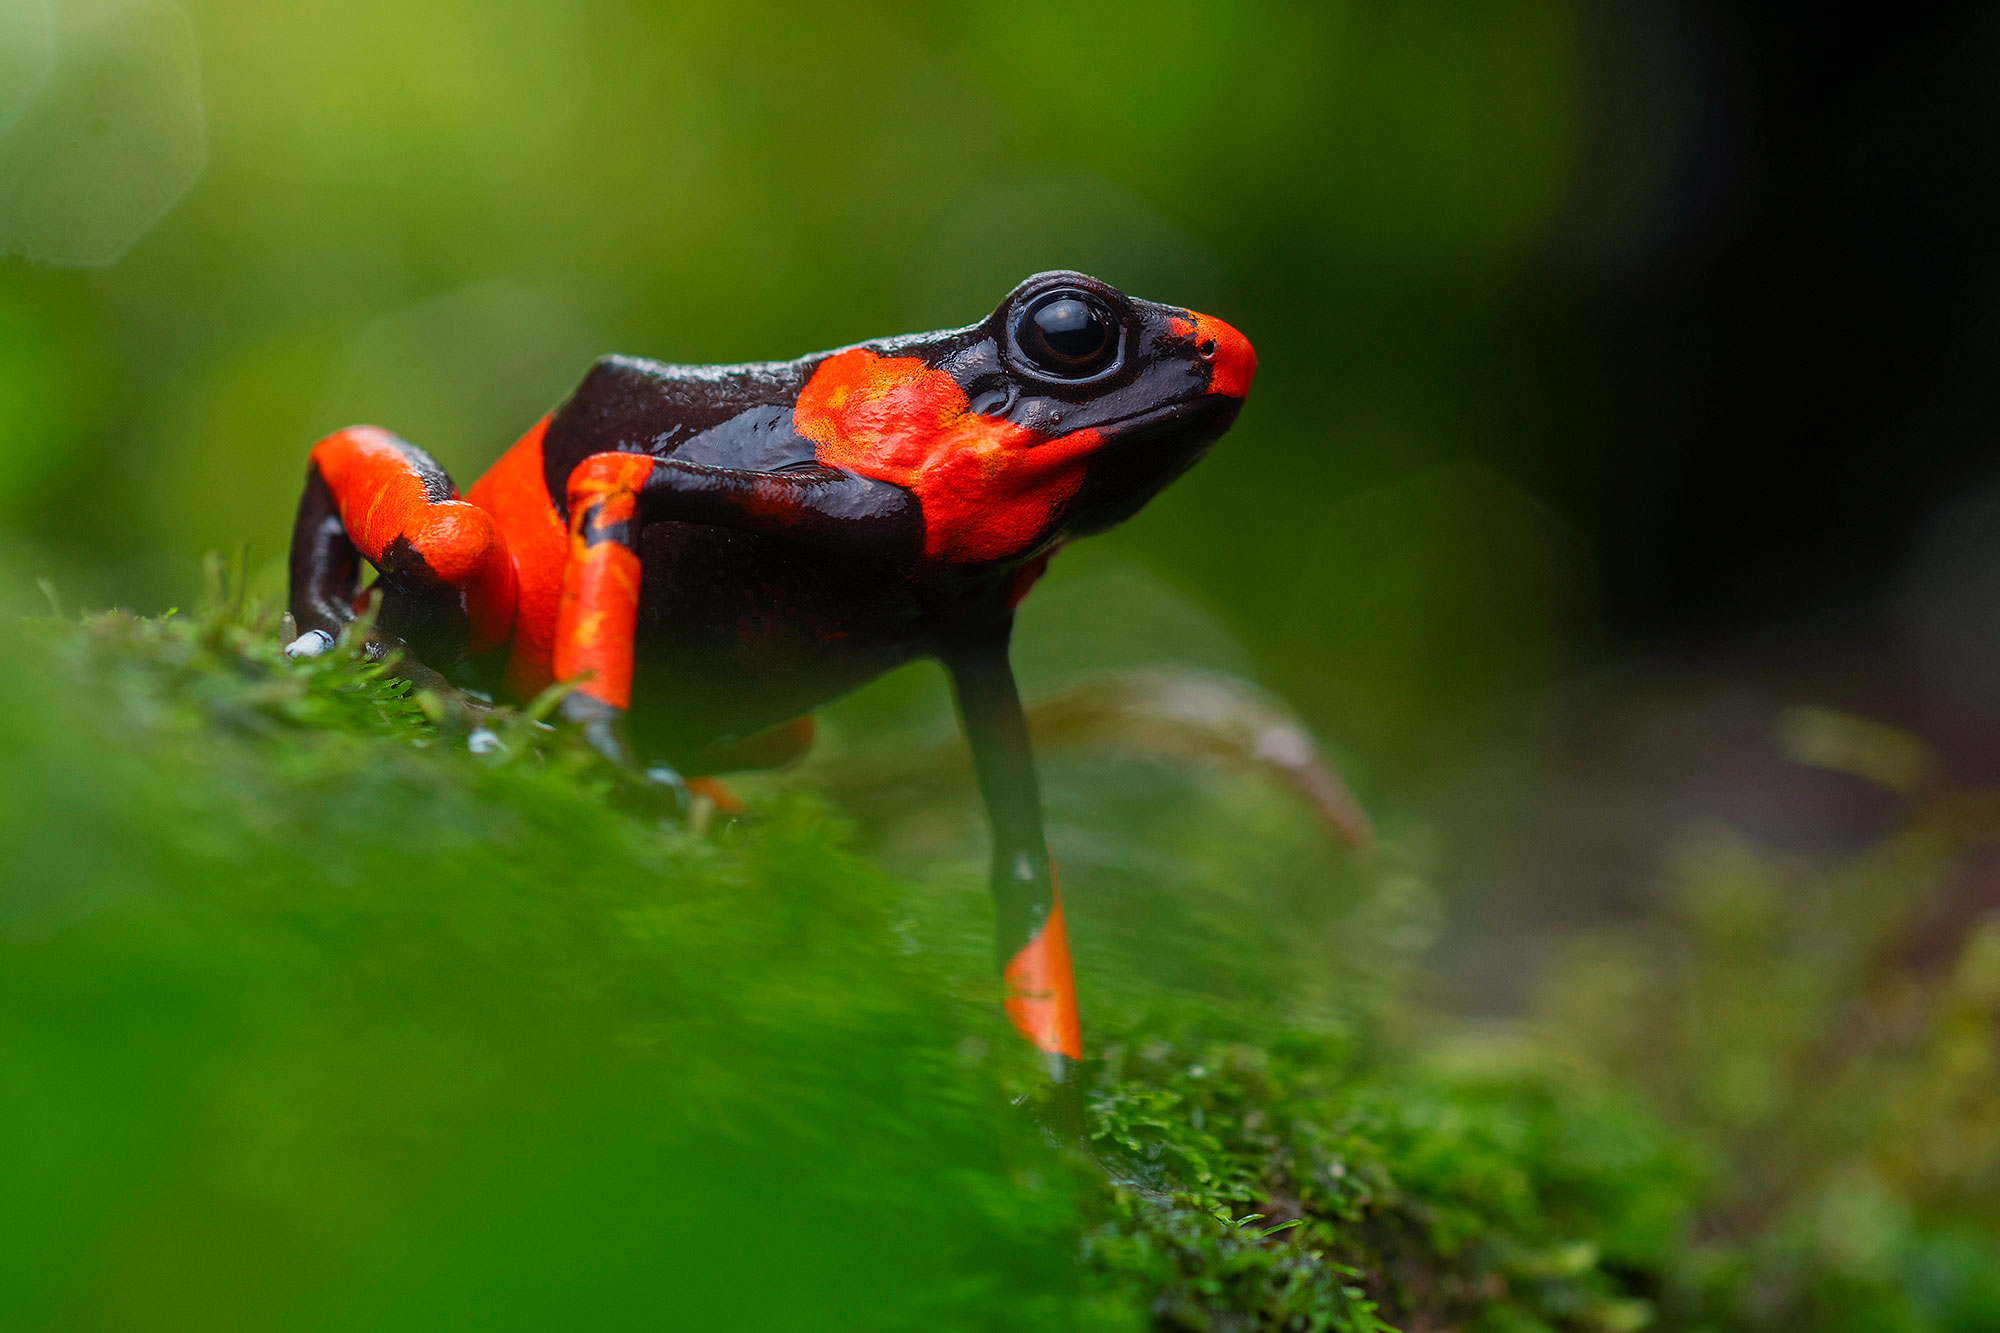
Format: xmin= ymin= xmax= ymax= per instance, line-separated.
xmin=467 ymin=416 xmax=567 ymax=696
xmin=794 ymin=349 xmax=1101 ymax=563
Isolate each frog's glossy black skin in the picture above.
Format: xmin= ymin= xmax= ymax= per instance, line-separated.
xmin=545 ymin=354 xmax=921 ymax=766
xmin=539 ymin=271 xmax=1241 ymax=769
xmin=289 ymin=270 xmax=1252 ymax=1118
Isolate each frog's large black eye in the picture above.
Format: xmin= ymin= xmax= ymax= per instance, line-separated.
xmin=1016 ymin=292 xmax=1119 ymax=377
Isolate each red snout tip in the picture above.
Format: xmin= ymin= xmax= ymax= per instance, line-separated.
xmin=1190 ymin=311 xmax=1255 ymax=399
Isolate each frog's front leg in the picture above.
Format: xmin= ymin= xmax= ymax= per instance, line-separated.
xmin=943 ymin=625 xmax=1087 ymax=1136
xmin=549 ymin=452 xmax=657 ymax=766
xmin=551 ymin=451 xmax=916 ymax=765
xmin=287 ymin=426 xmax=517 ymax=699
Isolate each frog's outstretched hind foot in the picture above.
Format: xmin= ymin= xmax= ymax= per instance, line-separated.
xmin=279 ymin=602 xmax=498 ymax=742
xmin=1026 ymin=669 xmax=1373 ymax=854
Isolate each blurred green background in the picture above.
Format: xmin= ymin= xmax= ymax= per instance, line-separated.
xmin=8 ymin=1 xmax=1999 ymax=795
xmin=0 ymin=0 xmax=1587 ymax=760
xmin=8 ymin=0 xmax=1997 ymax=784
xmin=6 ymin=2 xmax=2000 ymax=1327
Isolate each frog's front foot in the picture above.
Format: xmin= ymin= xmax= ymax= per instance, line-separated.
xmin=560 ymin=691 xmax=637 ymax=766
xmin=560 ymin=692 xmax=691 ymax=821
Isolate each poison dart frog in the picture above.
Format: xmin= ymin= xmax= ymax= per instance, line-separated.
xmin=286 ymin=270 xmax=1255 ymax=1118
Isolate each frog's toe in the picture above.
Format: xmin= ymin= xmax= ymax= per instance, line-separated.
xmin=285 ymin=629 xmax=336 ymax=659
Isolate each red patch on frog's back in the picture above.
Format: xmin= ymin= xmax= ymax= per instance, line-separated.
xmin=793 ymin=348 xmax=1100 ymax=563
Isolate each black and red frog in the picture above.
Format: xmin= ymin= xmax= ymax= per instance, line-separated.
xmin=285 ymin=269 xmax=1255 ymax=1117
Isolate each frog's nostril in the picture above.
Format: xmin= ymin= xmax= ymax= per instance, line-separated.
xmin=1187 ymin=311 xmax=1255 ymax=399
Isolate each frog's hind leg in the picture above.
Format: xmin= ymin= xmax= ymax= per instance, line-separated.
xmin=287 ymin=427 xmax=517 ymax=683
xmin=689 ymin=717 xmax=817 ymax=779
xmin=677 ymin=718 xmax=819 ymax=818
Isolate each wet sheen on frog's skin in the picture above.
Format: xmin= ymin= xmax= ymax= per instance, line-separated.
xmin=284 ymin=270 xmax=1256 ymax=1129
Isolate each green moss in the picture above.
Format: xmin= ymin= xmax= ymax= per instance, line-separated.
xmin=0 ymin=593 xmax=1083 ymax=1330
xmin=8 ymin=583 xmax=1993 ymax=1330
xmin=1080 ymin=1031 xmax=1690 ymax=1332
xmin=1531 ymin=816 xmax=2000 ymax=1332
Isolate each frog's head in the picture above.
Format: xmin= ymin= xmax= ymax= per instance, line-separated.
xmin=795 ymin=270 xmax=1254 ymax=564
xmin=960 ymin=270 xmax=1256 ymax=539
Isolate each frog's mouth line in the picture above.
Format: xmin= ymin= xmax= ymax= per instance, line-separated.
xmin=1091 ymin=393 xmax=1241 ymax=449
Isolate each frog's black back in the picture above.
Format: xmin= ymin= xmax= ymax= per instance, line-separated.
xmin=541 ymin=355 xmax=823 ymax=513
xmin=524 ymin=269 xmax=1248 ymax=762
xmin=539 ymin=354 xmax=953 ymax=762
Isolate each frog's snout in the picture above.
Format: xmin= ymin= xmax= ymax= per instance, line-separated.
xmin=1188 ymin=311 xmax=1255 ymax=400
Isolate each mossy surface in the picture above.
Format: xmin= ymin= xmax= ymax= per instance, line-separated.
xmin=4 ymin=587 xmax=1996 ymax=1331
